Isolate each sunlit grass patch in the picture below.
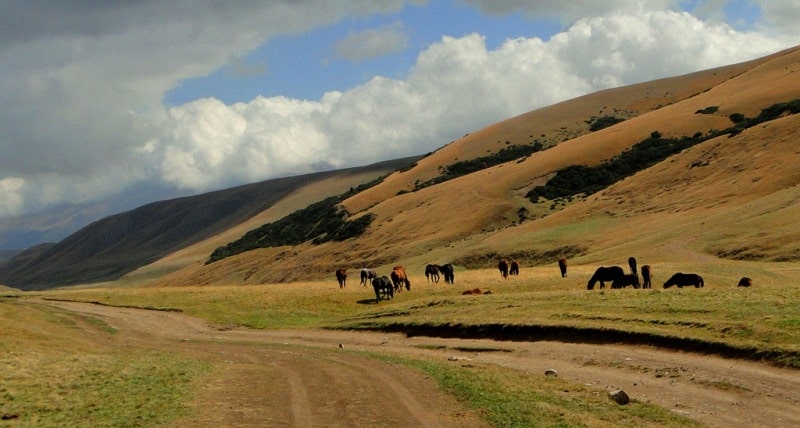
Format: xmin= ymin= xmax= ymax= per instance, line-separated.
xmin=384 ymin=355 xmax=699 ymax=428
xmin=0 ymin=350 xmax=208 ymax=427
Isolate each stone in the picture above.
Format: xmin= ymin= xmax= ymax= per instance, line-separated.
xmin=609 ymin=389 xmax=630 ymax=405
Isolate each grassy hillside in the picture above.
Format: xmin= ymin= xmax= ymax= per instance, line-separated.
xmin=148 ymin=45 xmax=800 ymax=286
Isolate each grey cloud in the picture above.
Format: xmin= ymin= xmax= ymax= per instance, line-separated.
xmin=335 ymin=22 xmax=410 ymax=61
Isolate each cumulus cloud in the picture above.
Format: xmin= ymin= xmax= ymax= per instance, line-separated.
xmin=335 ymin=22 xmax=410 ymax=61
xmin=148 ymin=10 xmax=791 ymax=193
xmin=0 ymin=1 xmax=797 ymax=220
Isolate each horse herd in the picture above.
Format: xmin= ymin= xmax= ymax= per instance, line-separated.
xmin=335 ymin=256 xmax=753 ymax=303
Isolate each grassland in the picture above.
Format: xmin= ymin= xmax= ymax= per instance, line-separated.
xmin=3 ymin=259 xmax=799 ymax=426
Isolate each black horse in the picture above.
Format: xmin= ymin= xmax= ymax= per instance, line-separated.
xmin=663 ymin=273 xmax=704 ymax=288
xmin=628 ymin=257 xmax=638 ymax=276
xmin=372 ymin=276 xmax=394 ymax=302
xmin=440 ymin=263 xmax=455 ymax=284
xmin=425 ymin=264 xmax=441 ymax=283
xmin=360 ymin=268 xmax=376 ymax=286
xmin=509 ymin=260 xmax=520 ymax=276
xmin=558 ymin=258 xmax=568 ymax=278
xmin=587 ymin=266 xmax=625 ymax=290
xmin=641 ymin=265 xmax=652 ymax=289
xmin=612 ymin=273 xmax=640 ymax=289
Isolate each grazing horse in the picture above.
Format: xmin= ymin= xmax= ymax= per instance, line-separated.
xmin=628 ymin=257 xmax=638 ymax=276
xmin=440 ymin=263 xmax=455 ymax=284
xmin=498 ymin=259 xmax=510 ymax=279
xmin=612 ymin=273 xmax=641 ymax=289
xmin=663 ymin=273 xmax=704 ymax=288
xmin=558 ymin=258 xmax=568 ymax=278
xmin=360 ymin=268 xmax=377 ymax=286
xmin=641 ymin=265 xmax=652 ymax=289
xmin=509 ymin=260 xmax=520 ymax=276
xmin=335 ymin=268 xmax=347 ymax=288
xmin=390 ymin=266 xmax=411 ymax=292
xmin=372 ymin=276 xmax=394 ymax=302
xmin=587 ymin=266 xmax=625 ymax=290
xmin=738 ymin=277 xmax=752 ymax=287
xmin=425 ymin=264 xmax=441 ymax=283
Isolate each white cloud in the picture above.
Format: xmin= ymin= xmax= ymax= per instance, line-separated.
xmin=145 ymin=9 xmax=792 ymax=193
xmin=0 ymin=1 xmax=797 ymax=219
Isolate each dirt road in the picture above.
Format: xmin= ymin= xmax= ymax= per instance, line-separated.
xmin=42 ymin=300 xmax=800 ymax=427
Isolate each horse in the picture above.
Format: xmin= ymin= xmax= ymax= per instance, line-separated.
xmin=425 ymin=264 xmax=441 ymax=283
xmin=612 ymin=273 xmax=640 ymax=289
xmin=335 ymin=268 xmax=347 ymax=288
xmin=371 ymin=276 xmax=394 ymax=302
xmin=738 ymin=277 xmax=752 ymax=287
xmin=440 ymin=263 xmax=455 ymax=284
xmin=628 ymin=257 xmax=638 ymax=276
xmin=390 ymin=266 xmax=411 ymax=292
xmin=641 ymin=265 xmax=652 ymax=289
xmin=509 ymin=260 xmax=520 ymax=276
xmin=360 ymin=268 xmax=377 ymax=286
xmin=558 ymin=258 xmax=568 ymax=278
xmin=498 ymin=259 xmax=510 ymax=279
xmin=587 ymin=266 xmax=625 ymax=290
xmin=663 ymin=273 xmax=704 ymax=288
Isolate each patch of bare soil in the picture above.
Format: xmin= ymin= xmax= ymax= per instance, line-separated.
xmin=42 ymin=300 xmax=800 ymax=427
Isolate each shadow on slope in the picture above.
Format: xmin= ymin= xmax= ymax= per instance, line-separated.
xmin=0 ymin=158 xmax=419 ymax=290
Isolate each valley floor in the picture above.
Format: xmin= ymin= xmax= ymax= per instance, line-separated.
xmin=41 ymin=300 xmax=800 ymax=427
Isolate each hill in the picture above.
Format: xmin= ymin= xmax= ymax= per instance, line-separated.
xmin=4 ymin=46 xmax=800 ymax=289
xmin=151 ymin=45 xmax=799 ymax=286
xmin=0 ymin=157 xmax=418 ymax=290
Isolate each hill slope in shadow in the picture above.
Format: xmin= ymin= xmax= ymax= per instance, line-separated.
xmin=0 ymin=158 xmax=418 ymax=290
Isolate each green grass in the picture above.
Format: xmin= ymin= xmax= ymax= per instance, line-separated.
xmin=0 ymin=301 xmax=210 ymax=427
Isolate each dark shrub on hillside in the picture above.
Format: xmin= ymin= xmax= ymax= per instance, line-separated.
xmin=414 ymin=143 xmax=544 ymax=190
xmin=207 ymin=195 xmax=374 ymax=264
xmin=526 ymin=99 xmax=800 ymax=203
xmin=587 ymin=116 xmax=625 ymax=131
xmin=695 ymin=106 xmax=719 ymax=114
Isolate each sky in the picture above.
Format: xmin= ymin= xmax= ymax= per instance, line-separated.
xmin=1 ymin=0 xmax=799 ymax=221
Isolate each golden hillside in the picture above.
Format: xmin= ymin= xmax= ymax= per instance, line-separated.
xmin=144 ymin=45 xmax=800 ymax=286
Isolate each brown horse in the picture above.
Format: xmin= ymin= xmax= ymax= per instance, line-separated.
xmin=509 ymin=260 xmax=520 ymax=276
xmin=390 ymin=265 xmax=411 ymax=292
xmin=558 ymin=258 xmax=568 ymax=278
xmin=335 ymin=268 xmax=347 ymax=288
xmin=641 ymin=265 xmax=652 ymax=289
xmin=498 ymin=259 xmax=510 ymax=279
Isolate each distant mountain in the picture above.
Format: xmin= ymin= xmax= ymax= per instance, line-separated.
xmin=0 ymin=185 xmax=191 ymax=251
xmin=0 ymin=157 xmax=419 ymax=290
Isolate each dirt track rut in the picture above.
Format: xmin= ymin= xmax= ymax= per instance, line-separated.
xmin=42 ymin=300 xmax=800 ymax=427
